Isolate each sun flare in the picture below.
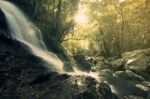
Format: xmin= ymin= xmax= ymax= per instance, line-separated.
xmin=74 ymin=5 xmax=88 ymax=26
xmin=118 ymin=0 xmax=125 ymax=3
xmin=74 ymin=13 xmax=88 ymax=26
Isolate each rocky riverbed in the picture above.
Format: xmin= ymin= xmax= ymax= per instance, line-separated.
xmin=85 ymin=49 xmax=150 ymax=99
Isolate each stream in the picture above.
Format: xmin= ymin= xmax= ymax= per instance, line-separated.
xmin=99 ymin=69 xmax=149 ymax=98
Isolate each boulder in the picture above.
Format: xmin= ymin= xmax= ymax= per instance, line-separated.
xmin=123 ymin=95 xmax=145 ymax=99
xmin=77 ymin=90 xmax=98 ymax=99
xmin=95 ymin=62 xmax=107 ymax=69
xmin=114 ymin=70 xmax=145 ymax=81
xmin=98 ymin=82 xmax=118 ymax=99
xmin=63 ymin=62 xmax=74 ymax=72
xmin=122 ymin=48 xmax=150 ymax=72
xmin=0 ymin=8 xmax=9 ymax=33
xmin=73 ymin=54 xmax=92 ymax=71
xmin=111 ymin=59 xmax=125 ymax=71
xmin=125 ymin=56 xmax=150 ymax=71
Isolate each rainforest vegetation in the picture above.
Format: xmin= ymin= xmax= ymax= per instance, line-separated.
xmin=0 ymin=0 xmax=150 ymax=99
xmin=11 ymin=0 xmax=150 ymax=57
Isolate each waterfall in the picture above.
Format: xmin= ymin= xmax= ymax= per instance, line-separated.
xmin=0 ymin=0 xmax=64 ymax=73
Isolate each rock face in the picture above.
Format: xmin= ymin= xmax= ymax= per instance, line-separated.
xmin=0 ymin=33 xmax=118 ymax=99
xmin=0 ymin=8 xmax=8 ymax=32
xmin=88 ymin=49 xmax=150 ymax=98
xmin=73 ymin=54 xmax=92 ymax=72
xmin=110 ymin=59 xmax=125 ymax=71
xmin=123 ymin=95 xmax=145 ymax=99
xmin=123 ymin=49 xmax=150 ymax=72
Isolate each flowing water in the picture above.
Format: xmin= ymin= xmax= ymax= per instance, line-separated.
xmin=0 ymin=0 xmax=100 ymax=77
xmin=0 ymin=1 xmax=149 ymax=98
xmin=0 ymin=0 xmax=64 ymax=73
xmin=99 ymin=70 xmax=149 ymax=98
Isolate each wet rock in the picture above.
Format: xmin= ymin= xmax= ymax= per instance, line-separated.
xmin=86 ymin=56 xmax=105 ymax=65
xmin=123 ymin=95 xmax=145 ymax=99
xmin=98 ymin=82 xmax=118 ymax=99
xmin=29 ymin=72 xmax=58 ymax=85
xmin=63 ymin=62 xmax=74 ymax=72
xmin=95 ymin=62 xmax=107 ymax=69
xmin=147 ymin=91 xmax=150 ymax=99
xmin=111 ymin=59 xmax=125 ymax=71
xmin=114 ymin=70 xmax=145 ymax=81
xmin=0 ymin=34 xmax=118 ymax=99
xmin=135 ymin=84 xmax=149 ymax=92
xmin=145 ymin=64 xmax=150 ymax=73
xmin=111 ymin=59 xmax=123 ymax=66
xmin=94 ymin=56 xmax=105 ymax=63
xmin=73 ymin=54 xmax=92 ymax=71
xmin=125 ymin=56 xmax=149 ymax=71
xmin=125 ymin=70 xmax=145 ymax=81
xmin=123 ymin=48 xmax=150 ymax=72
xmin=100 ymin=69 xmax=114 ymax=77
xmin=77 ymin=90 xmax=98 ymax=99
xmin=0 ymin=8 xmax=9 ymax=33
xmin=111 ymin=49 xmax=150 ymax=83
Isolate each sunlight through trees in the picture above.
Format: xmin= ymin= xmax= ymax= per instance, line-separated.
xmin=74 ymin=5 xmax=88 ymax=26
xmin=63 ymin=0 xmax=150 ymax=57
xmin=12 ymin=0 xmax=150 ymax=57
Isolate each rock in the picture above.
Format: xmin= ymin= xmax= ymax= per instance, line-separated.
xmin=125 ymin=70 xmax=145 ymax=81
xmin=0 ymin=33 xmax=118 ymax=99
xmin=111 ymin=59 xmax=124 ymax=67
xmin=118 ymin=48 xmax=150 ymax=82
xmin=114 ymin=70 xmax=145 ymax=81
xmin=145 ymin=64 xmax=150 ymax=73
xmin=123 ymin=95 xmax=145 ymax=99
xmin=122 ymin=48 xmax=150 ymax=72
xmin=29 ymin=72 xmax=58 ymax=85
xmin=100 ymin=69 xmax=113 ymax=77
xmin=63 ymin=62 xmax=74 ymax=72
xmin=114 ymin=71 xmax=126 ymax=77
xmin=77 ymin=90 xmax=98 ymax=99
xmin=111 ymin=59 xmax=125 ymax=71
xmin=135 ymin=84 xmax=149 ymax=92
xmin=147 ymin=91 xmax=150 ymax=99
xmin=73 ymin=54 xmax=92 ymax=71
xmin=142 ymin=81 xmax=150 ymax=88
xmin=125 ymin=56 xmax=149 ymax=71
xmin=85 ymin=56 xmax=105 ymax=66
xmin=91 ymin=61 xmax=107 ymax=72
xmin=95 ymin=62 xmax=107 ymax=69
xmin=0 ymin=8 xmax=9 ymax=33
xmin=122 ymin=48 xmax=150 ymax=59
xmin=85 ymin=56 xmax=94 ymax=63
xmin=98 ymin=82 xmax=118 ymax=99
xmin=93 ymin=56 xmax=105 ymax=63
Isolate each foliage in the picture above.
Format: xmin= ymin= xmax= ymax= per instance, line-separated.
xmin=12 ymin=0 xmax=79 ymax=42
xmin=63 ymin=0 xmax=150 ymax=57
xmin=11 ymin=0 xmax=150 ymax=58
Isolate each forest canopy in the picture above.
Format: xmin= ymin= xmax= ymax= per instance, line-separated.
xmin=11 ymin=0 xmax=150 ymax=58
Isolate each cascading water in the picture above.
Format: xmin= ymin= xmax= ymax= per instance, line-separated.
xmin=0 ymin=0 xmax=100 ymax=75
xmin=0 ymin=0 xmax=100 ymax=78
xmin=0 ymin=1 xmax=149 ymax=98
xmin=0 ymin=0 xmax=64 ymax=73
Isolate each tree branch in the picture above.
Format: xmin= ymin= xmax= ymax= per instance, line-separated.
xmin=62 ymin=38 xmax=84 ymax=42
